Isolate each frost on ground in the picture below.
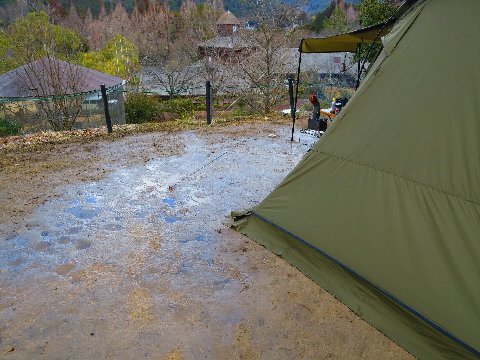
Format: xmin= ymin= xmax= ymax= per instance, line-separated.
xmin=0 ymin=121 xmax=412 ymax=359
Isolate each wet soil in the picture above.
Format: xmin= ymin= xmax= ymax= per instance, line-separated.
xmin=0 ymin=120 xmax=412 ymax=359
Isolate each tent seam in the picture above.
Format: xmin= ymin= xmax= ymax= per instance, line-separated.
xmin=250 ymin=211 xmax=480 ymax=357
xmin=314 ymin=150 xmax=480 ymax=208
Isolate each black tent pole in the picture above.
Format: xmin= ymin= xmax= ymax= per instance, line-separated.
xmin=358 ymin=2 xmax=409 ymax=81
xmin=356 ymin=43 xmax=362 ymax=90
xmin=291 ymin=39 xmax=303 ymax=142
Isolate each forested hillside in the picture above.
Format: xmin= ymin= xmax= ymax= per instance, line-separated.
xmin=0 ymin=0 xmax=361 ymax=17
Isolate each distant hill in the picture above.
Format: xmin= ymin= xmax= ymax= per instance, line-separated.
xmin=305 ymin=0 xmax=361 ymax=14
xmin=0 ymin=0 xmax=361 ymax=17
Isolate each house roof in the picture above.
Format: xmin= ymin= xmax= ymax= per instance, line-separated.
xmin=0 ymin=57 xmax=123 ymax=99
xmin=216 ymin=10 xmax=241 ymax=26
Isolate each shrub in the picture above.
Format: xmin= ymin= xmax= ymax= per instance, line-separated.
xmin=157 ymin=98 xmax=195 ymax=118
xmin=231 ymin=108 xmax=254 ymax=117
xmin=125 ymin=93 xmax=159 ymax=124
xmin=0 ymin=118 xmax=21 ymax=137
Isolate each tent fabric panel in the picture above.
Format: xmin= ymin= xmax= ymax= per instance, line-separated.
xmin=381 ymin=1 xmax=425 ymax=55
xmin=347 ymin=21 xmax=393 ymax=40
xmin=234 ymin=0 xmax=480 ymax=357
xmin=300 ymin=22 xmax=395 ymax=54
xmin=235 ymin=215 xmax=478 ymax=360
xmin=320 ymin=0 xmax=480 ymax=205
xmin=301 ymin=35 xmax=365 ymax=54
xmin=253 ymin=150 xmax=480 ymax=352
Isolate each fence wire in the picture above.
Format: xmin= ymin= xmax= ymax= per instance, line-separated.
xmin=0 ymin=85 xmax=125 ymax=134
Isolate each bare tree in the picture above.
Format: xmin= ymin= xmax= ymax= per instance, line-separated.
xmin=235 ymin=0 xmax=304 ymax=114
xmin=6 ymin=11 xmax=89 ymax=130
xmin=0 ymin=0 xmax=44 ymax=27
xmin=15 ymin=55 xmax=87 ymax=131
xmin=143 ymin=49 xmax=200 ymax=98
xmin=61 ymin=3 xmax=83 ymax=34
xmin=136 ymin=0 xmax=222 ymax=98
xmin=197 ymin=45 xmax=247 ymax=100
xmin=236 ymin=30 xmax=289 ymax=114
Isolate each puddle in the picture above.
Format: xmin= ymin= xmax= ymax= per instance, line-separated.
xmin=202 ymin=250 xmax=214 ymax=265
xmin=178 ymin=262 xmax=193 ymax=274
xmin=85 ymin=196 xmax=97 ymax=204
xmin=33 ymin=242 xmax=51 ymax=252
xmin=75 ymin=240 xmax=91 ymax=250
xmin=214 ymin=278 xmax=231 ymax=289
xmin=147 ymin=266 xmax=160 ymax=274
xmin=134 ymin=210 xmax=149 ymax=219
xmin=164 ymin=216 xmax=179 ymax=224
xmin=67 ymin=226 xmax=83 ymax=235
xmin=162 ymin=198 xmax=176 ymax=208
xmin=0 ymin=125 xmax=322 ymax=357
xmin=103 ymin=224 xmax=124 ymax=231
xmin=217 ymin=309 xmax=242 ymax=324
xmin=65 ymin=206 xmax=101 ymax=219
xmin=9 ymin=258 xmax=24 ymax=267
xmin=180 ymin=234 xmax=206 ymax=244
xmin=55 ymin=263 xmax=75 ymax=275
xmin=58 ymin=236 xmax=71 ymax=244
xmin=40 ymin=231 xmax=56 ymax=242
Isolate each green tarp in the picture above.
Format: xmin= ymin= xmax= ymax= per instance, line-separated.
xmin=234 ymin=0 xmax=480 ymax=358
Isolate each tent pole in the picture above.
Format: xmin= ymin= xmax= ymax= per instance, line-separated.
xmin=358 ymin=6 xmax=402 ymax=80
xmin=356 ymin=43 xmax=361 ymax=90
xmin=291 ymin=39 xmax=303 ymax=142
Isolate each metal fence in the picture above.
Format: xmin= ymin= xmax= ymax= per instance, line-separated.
xmin=0 ymin=85 xmax=125 ymax=134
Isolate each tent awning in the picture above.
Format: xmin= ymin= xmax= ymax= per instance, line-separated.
xmin=300 ymin=21 xmax=395 ymax=53
xmin=299 ymin=0 xmax=419 ymax=54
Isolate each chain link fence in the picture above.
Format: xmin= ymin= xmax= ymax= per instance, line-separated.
xmin=0 ymin=85 xmax=125 ymax=135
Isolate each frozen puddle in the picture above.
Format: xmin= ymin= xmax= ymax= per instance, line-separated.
xmin=0 ymin=126 xmax=322 ymax=359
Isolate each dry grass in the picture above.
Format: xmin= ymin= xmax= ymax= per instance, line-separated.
xmin=0 ymin=114 xmax=293 ymax=153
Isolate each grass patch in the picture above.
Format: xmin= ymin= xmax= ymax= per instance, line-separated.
xmin=0 ymin=118 xmax=22 ymax=137
xmin=0 ymin=113 xmax=290 ymax=154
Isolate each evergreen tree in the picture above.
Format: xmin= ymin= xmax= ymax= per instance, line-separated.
xmin=357 ymin=0 xmax=396 ymax=63
xmin=358 ymin=0 xmax=396 ymax=27
xmin=322 ymin=4 xmax=350 ymax=35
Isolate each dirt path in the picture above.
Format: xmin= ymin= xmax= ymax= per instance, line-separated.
xmin=0 ymin=122 xmax=412 ymax=359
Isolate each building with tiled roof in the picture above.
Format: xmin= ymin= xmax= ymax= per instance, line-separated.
xmin=198 ymin=10 xmax=252 ymax=62
xmin=216 ymin=10 xmax=241 ymax=36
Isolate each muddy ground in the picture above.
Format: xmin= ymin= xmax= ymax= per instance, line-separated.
xmin=0 ymin=120 xmax=412 ymax=359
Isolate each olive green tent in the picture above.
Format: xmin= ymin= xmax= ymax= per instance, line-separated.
xmin=234 ymin=0 xmax=480 ymax=358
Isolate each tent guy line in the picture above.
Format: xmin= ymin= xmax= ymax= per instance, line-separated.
xmin=168 ymin=139 xmax=247 ymax=190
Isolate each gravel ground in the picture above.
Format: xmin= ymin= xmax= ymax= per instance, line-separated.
xmin=0 ymin=120 xmax=412 ymax=359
